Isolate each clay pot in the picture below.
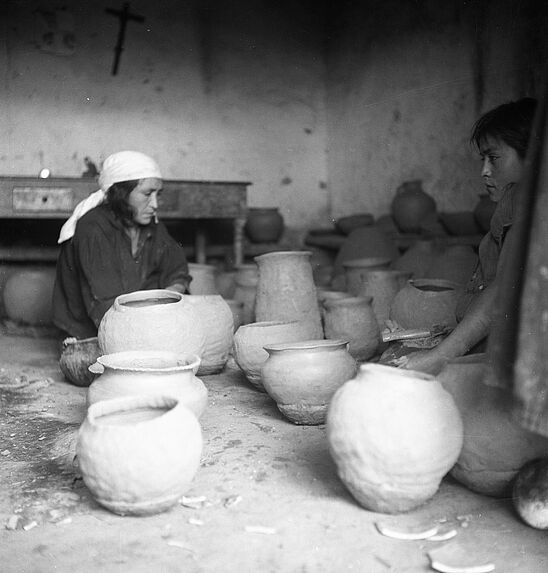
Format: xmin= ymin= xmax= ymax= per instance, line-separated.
xmin=391 ymin=180 xmax=436 ymax=233
xmin=474 ymin=193 xmax=497 ymax=233
xmin=327 ymin=363 xmax=463 ymax=514
xmin=77 ymin=394 xmax=202 ymax=516
xmin=182 ymin=295 xmax=234 ymax=375
xmin=323 ymin=296 xmax=380 ymax=361
xmin=59 ymin=336 xmax=102 ymax=387
xmin=255 ymin=251 xmax=323 ymax=338
xmin=188 ymin=263 xmax=218 ymax=295
xmin=87 ymin=350 xmax=207 ymax=419
xmin=391 ymin=239 xmax=441 ymax=278
xmin=98 ymin=289 xmax=206 ymax=360
xmin=245 ymin=208 xmax=284 ymax=243
xmin=233 ymin=264 xmax=259 ymax=324
xmin=3 ymin=267 xmax=56 ymax=325
xmin=233 ymin=320 xmax=316 ymax=391
xmin=438 ymin=355 xmax=548 ymax=497
xmin=261 ymin=339 xmax=357 ymax=425
xmin=375 ymin=214 xmax=399 ymax=235
xmin=225 ymin=299 xmax=245 ymax=331
xmin=389 ymin=278 xmax=460 ymax=330
xmin=425 ymin=245 xmax=478 ymax=286
xmin=342 ymin=257 xmax=393 ymax=296
xmin=353 ymin=269 xmax=411 ymax=329
xmin=335 ymin=213 xmax=374 ymax=235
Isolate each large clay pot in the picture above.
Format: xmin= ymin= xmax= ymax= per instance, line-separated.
xmin=391 ymin=239 xmax=441 ymax=278
xmin=98 ymin=289 xmax=206 ymax=360
xmin=342 ymin=257 xmax=393 ymax=296
xmin=3 ymin=267 xmax=56 ymax=325
xmin=353 ymin=269 xmax=411 ymax=329
xmin=59 ymin=336 xmax=102 ymax=387
xmin=261 ymin=339 xmax=357 ymax=425
xmin=182 ymin=295 xmax=234 ymax=375
xmin=438 ymin=355 xmax=548 ymax=497
xmin=232 ymin=320 xmax=316 ymax=391
xmin=391 ymin=180 xmax=436 ymax=233
xmin=87 ymin=350 xmax=207 ymax=419
xmin=233 ymin=264 xmax=259 ymax=324
xmin=77 ymin=394 xmax=202 ymax=516
xmin=255 ymin=251 xmax=323 ymax=338
xmin=245 ymin=208 xmax=284 ymax=243
xmin=323 ymin=296 xmax=380 ymax=361
xmin=474 ymin=193 xmax=497 ymax=233
xmin=188 ymin=263 xmax=218 ymax=295
xmin=327 ymin=363 xmax=463 ymax=514
xmin=425 ymin=245 xmax=478 ymax=286
xmin=389 ymin=278 xmax=460 ymax=330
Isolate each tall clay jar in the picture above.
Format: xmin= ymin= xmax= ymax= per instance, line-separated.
xmin=254 ymin=251 xmax=323 ymax=338
xmin=245 ymin=208 xmax=285 ymax=243
xmin=391 ymin=180 xmax=436 ymax=233
xmin=261 ymin=339 xmax=357 ymax=425
xmin=323 ymin=296 xmax=380 ymax=361
xmin=233 ymin=263 xmax=259 ymax=324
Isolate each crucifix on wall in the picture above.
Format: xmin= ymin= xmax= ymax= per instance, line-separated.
xmin=105 ymin=2 xmax=145 ymax=75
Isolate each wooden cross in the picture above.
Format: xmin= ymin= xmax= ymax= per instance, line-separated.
xmin=105 ymin=2 xmax=145 ymax=76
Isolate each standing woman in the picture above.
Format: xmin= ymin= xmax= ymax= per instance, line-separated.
xmin=53 ymin=150 xmax=191 ymax=339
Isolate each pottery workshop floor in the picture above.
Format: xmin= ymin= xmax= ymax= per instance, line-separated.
xmin=1 ymin=334 xmax=547 ymax=573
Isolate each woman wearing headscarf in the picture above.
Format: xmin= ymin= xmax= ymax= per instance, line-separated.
xmin=52 ymin=150 xmax=191 ymax=339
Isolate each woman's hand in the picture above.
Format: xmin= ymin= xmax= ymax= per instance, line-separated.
xmin=165 ymin=282 xmax=188 ymax=294
xmin=398 ymin=348 xmax=449 ymax=376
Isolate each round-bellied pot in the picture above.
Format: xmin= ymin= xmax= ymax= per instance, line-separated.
xmin=3 ymin=267 xmax=56 ymax=325
xmin=389 ymin=278 xmax=460 ymax=330
xmin=181 ymin=295 xmax=234 ymax=375
xmin=245 ymin=208 xmax=285 ymax=243
xmin=188 ymin=263 xmax=218 ymax=295
xmin=391 ymin=180 xmax=436 ymax=233
xmin=342 ymin=257 xmax=393 ymax=296
xmin=323 ymin=296 xmax=380 ymax=361
xmin=233 ymin=264 xmax=259 ymax=325
xmin=87 ymin=350 xmax=207 ymax=419
xmin=261 ymin=339 xmax=357 ymax=425
xmin=438 ymin=354 xmax=548 ymax=497
xmin=255 ymin=251 xmax=323 ymax=338
xmin=76 ymin=394 xmax=203 ymax=516
xmin=232 ymin=320 xmax=316 ymax=391
xmin=326 ymin=363 xmax=463 ymax=514
xmin=98 ymin=289 xmax=206 ymax=360
xmin=59 ymin=336 xmax=102 ymax=388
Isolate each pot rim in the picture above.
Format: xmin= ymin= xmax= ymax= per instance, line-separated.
xmin=409 ymin=278 xmax=461 ymax=291
xmin=359 ymin=362 xmax=436 ymax=382
xmin=263 ymin=338 xmax=349 ymax=353
xmin=237 ymin=320 xmax=301 ymax=331
xmin=323 ymin=295 xmax=373 ymax=306
xmin=114 ymin=289 xmax=183 ymax=311
xmin=254 ymin=250 xmax=312 ymax=263
xmin=95 ymin=350 xmax=201 ymax=373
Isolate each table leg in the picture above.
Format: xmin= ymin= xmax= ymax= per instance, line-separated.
xmin=234 ymin=216 xmax=246 ymax=266
xmin=196 ymin=226 xmax=207 ymax=264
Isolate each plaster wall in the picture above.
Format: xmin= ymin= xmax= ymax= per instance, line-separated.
xmin=0 ymin=0 xmax=329 ymax=229
xmin=326 ymin=0 xmax=543 ymax=219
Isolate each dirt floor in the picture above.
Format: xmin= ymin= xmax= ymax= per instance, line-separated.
xmin=1 ymin=332 xmax=547 ymax=573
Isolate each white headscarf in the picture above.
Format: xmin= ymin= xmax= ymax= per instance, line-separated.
xmin=58 ymin=151 xmax=162 ymax=243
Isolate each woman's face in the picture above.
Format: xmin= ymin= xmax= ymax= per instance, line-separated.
xmin=478 ymin=136 xmax=525 ymax=202
xmin=127 ymin=177 xmax=162 ymax=225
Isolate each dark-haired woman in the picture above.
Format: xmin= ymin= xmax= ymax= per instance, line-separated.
xmin=400 ymin=97 xmax=538 ymax=374
xmin=52 ymin=150 xmax=191 ymax=338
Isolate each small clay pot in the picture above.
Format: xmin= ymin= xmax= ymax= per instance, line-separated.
xmin=77 ymin=394 xmax=202 ymax=516
xmin=391 ymin=180 xmax=436 ymax=233
xmin=188 ymin=263 xmax=218 ymax=295
xmin=59 ymin=336 xmax=102 ymax=387
xmin=245 ymin=208 xmax=284 ymax=243
xmin=261 ymin=339 xmax=357 ymax=425
xmin=342 ymin=257 xmax=393 ymax=296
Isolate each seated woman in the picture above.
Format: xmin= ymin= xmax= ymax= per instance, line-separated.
xmin=400 ymin=97 xmax=538 ymax=374
xmin=53 ymin=150 xmax=191 ymax=339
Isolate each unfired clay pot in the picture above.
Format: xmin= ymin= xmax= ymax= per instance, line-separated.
xmin=261 ymin=339 xmax=357 ymax=425
xmin=98 ymin=289 xmax=206 ymax=360
xmin=438 ymin=354 xmax=548 ymax=497
xmin=59 ymin=336 xmax=102 ymax=388
xmin=391 ymin=180 xmax=436 ymax=233
xmin=77 ymin=394 xmax=202 ymax=516
xmin=233 ymin=264 xmax=259 ymax=324
xmin=232 ymin=320 xmax=316 ymax=391
xmin=391 ymin=239 xmax=441 ymax=278
xmin=188 ymin=263 xmax=218 ymax=295
xmin=389 ymin=278 xmax=460 ymax=330
xmin=87 ymin=350 xmax=207 ymax=419
xmin=327 ymin=363 xmax=463 ymax=514
xmin=245 ymin=208 xmax=285 ymax=243
xmin=425 ymin=245 xmax=478 ymax=286
xmin=342 ymin=257 xmax=392 ymax=296
xmin=182 ymin=295 xmax=234 ymax=375
xmin=255 ymin=251 xmax=323 ymax=338
xmin=323 ymin=296 xmax=380 ymax=361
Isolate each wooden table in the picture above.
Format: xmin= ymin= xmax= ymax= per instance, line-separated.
xmin=0 ymin=177 xmax=251 ymax=265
